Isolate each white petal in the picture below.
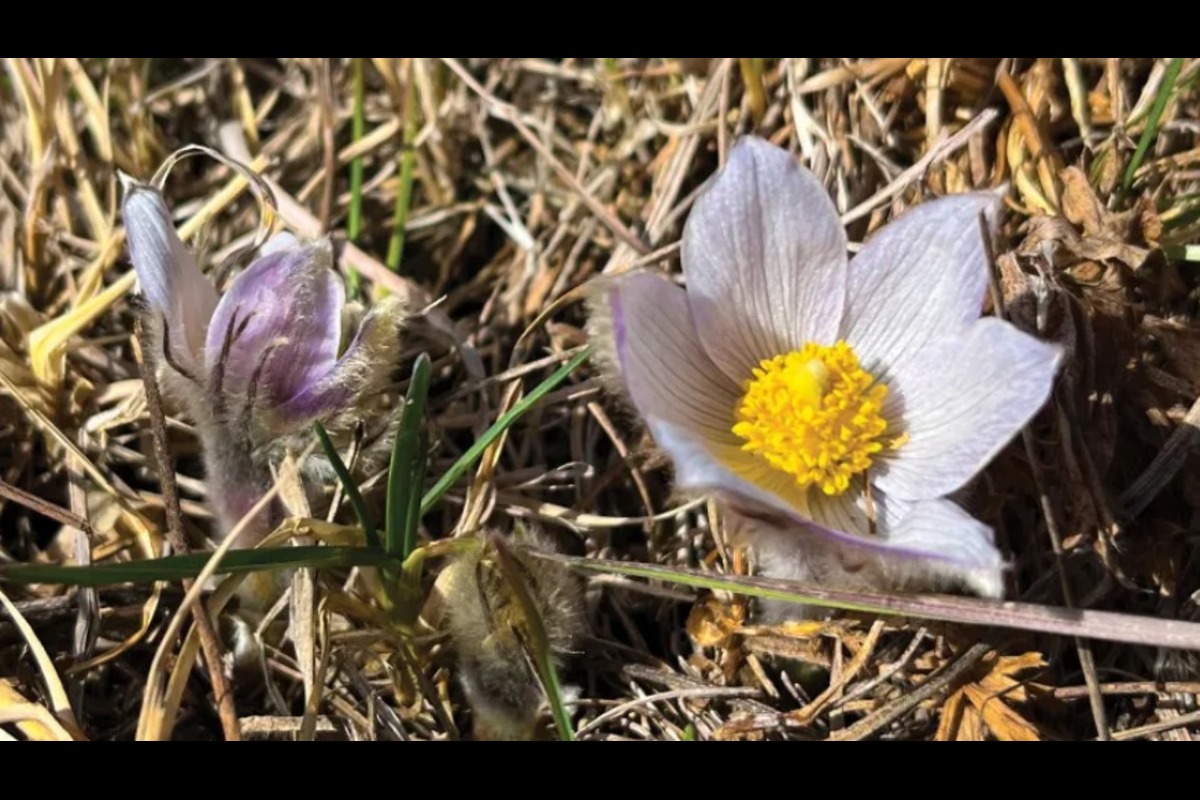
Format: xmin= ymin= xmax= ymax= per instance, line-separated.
xmin=875 ymin=317 xmax=1062 ymax=501
xmin=260 ymin=231 xmax=299 ymax=255
xmin=732 ymin=498 xmax=1003 ymax=620
xmin=649 ymin=419 xmax=810 ymax=515
xmin=807 ymin=480 xmax=907 ymax=537
xmin=733 ymin=499 xmax=1003 ymax=621
xmin=843 ymin=192 xmax=1000 ymax=381
xmin=868 ymin=499 xmax=1005 ymax=598
xmin=604 ymin=272 xmax=741 ymax=442
xmin=682 ymin=136 xmax=847 ymax=383
xmin=121 ymin=181 xmax=218 ymax=368
xmin=653 ymin=417 xmax=1003 ymax=597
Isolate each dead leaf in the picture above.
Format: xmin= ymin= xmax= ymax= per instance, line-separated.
xmin=687 ymin=595 xmax=746 ymax=649
xmin=0 ymin=292 xmax=52 ymax=415
xmin=935 ymin=650 xmax=1046 ymax=741
xmin=737 ymin=618 xmax=865 ymax=667
xmin=1061 ymin=167 xmax=1106 ymax=235
xmin=742 ymin=631 xmax=829 ymax=667
xmin=935 ymin=688 xmax=968 ymax=741
xmin=1140 ymin=203 xmax=1163 ymax=246
xmin=956 ymin=702 xmax=986 ymax=741
xmin=0 ymin=680 xmax=64 ymax=741
xmin=964 ymin=684 xmax=1041 ymax=741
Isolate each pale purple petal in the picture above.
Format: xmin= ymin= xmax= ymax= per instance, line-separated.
xmin=277 ymin=298 xmax=402 ymax=424
xmin=867 ymin=499 xmax=1005 ymax=598
xmin=205 ymin=238 xmax=343 ymax=401
xmin=737 ymin=498 xmax=1003 ymax=620
xmin=259 ymin=231 xmax=299 ymax=256
xmin=606 ymin=272 xmax=742 ymax=442
xmin=682 ymin=136 xmax=847 ymax=384
xmin=121 ymin=181 xmax=218 ymax=368
xmin=807 ymin=480 xmax=906 ymax=537
xmin=808 ymin=489 xmax=1003 ymax=597
xmin=875 ymin=317 xmax=1062 ymax=501
xmin=650 ymin=419 xmax=1000 ymax=589
xmin=842 ymin=192 xmax=1000 ymax=381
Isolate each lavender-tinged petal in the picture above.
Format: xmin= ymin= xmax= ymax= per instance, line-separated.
xmin=604 ymin=272 xmax=743 ymax=443
xmin=596 ymin=270 xmax=816 ymax=508
xmin=807 ymin=480 xmax=906 ymax=537
xmin=808 ymin=489 xmax=1003 ymax=597
xmin=651 ymin=419 xmax=1001 ymax=588
xmin=259 ymin=231 xmax=299 ymax=256
xmin=277 ymin=297 xmax=403 ymax=425
xmin=682 ymin=136 xmax=847 ymax=383
xmin=875 ymin=317 xmax=1062 ymax=501
xmin=276 ymin=367 xmax=352 ymax=424
xmin=205 ymin=237 xmax=343 ymax=402
xmin=745 ymin=496 xmax=1005 ymax=612
xmin=121 ymin=181 xmax=218 ymax=368
xmin=867 ymin=499 xmax=1005 ymax=598
xmin=843 ymin=192 xmax=1000 ymax=381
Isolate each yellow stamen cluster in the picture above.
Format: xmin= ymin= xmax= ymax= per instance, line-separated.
xmin=732 ymin=341 xmax=891 ymax=496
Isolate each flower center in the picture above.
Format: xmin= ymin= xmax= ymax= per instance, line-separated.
xmin=732 ymin=341 xmax=892 ymax=496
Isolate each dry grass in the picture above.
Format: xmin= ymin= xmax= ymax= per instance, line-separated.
xmin=1 ymin=57 xmax=1199 ymax=741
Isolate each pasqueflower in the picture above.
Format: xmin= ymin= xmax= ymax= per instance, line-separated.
xmin=122 ymin=180 xmax=400 ymax=545
xmin=593 ymin=137 xmax=1061 ymax=598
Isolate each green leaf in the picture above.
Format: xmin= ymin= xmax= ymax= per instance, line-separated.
xmin=313 ymin=421 xmax=379 ymax=550
xmin=0 ymin=546 xmax=391 ymax=587
xmin=1164 ymin=244 xmax=1200 ymax=262
xmin=1119 ymin=57 xmax=1185 ymax=205
xmin=385 ymin=67 xmax=420 ymax=272
xmin=386 ymin=353 xmax=432 ymax=559
xmin=421 ymin=347 xmax=590 ymax=515
xmin=404 ymin=425 xmax=428 ymax=559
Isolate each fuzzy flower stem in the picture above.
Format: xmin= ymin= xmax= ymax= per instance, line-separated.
xmin=200 ymin=418 xmax=282 ymax=550
xmin=135 ymin=320 xmax=241 ymax=741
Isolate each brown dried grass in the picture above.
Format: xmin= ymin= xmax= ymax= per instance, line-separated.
xmin=1 ymin=57 xmax=1198 ymax=741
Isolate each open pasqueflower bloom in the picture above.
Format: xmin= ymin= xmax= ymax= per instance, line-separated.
xmin=122 ymin=179 xmax=401 ymax=545
xmin=594 ymin=138 xmax=1061 ymax=599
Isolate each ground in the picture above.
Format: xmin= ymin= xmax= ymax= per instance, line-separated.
xmin=1 ymin=58 xmax=1199 ymax=741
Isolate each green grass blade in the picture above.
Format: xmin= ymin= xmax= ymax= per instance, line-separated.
xmin=0 ymin=546 xmax=389 ymax=587
xmin=1164 ymin=244 xmax=1200 ymax=262
xmin=346 ymin=57 xmax=366 ymax=296
xmin=539 ymin=554 xmax=1200 ymax=652
xmin=386 ymin=353 xmax=432 ymax=558
xmin=1119 ymin=57 xmax=1185 ymax=204
xmin=1162 ymin=192 xmax=1200 ymax=230
xmin=313 ymin=421 xmax=378 ymax=550
xmin=403 ymin=425 xmax=428 ymax=558
xmin=420 ymin=347 xmax=590 ymax=515
xmin=385 ymin=66 xmax=420 ymax=272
